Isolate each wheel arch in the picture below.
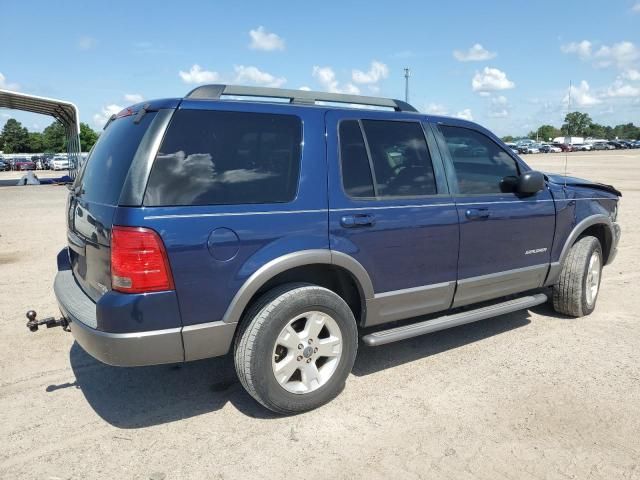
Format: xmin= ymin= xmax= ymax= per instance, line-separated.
xmin=545 ymin=214 xmax=615 ymax=286
xmin=222 ymin=250 xmax=374 ymax=326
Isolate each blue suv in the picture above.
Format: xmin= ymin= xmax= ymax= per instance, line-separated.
xmin=48 ymin=85 xmax=621 ymax=413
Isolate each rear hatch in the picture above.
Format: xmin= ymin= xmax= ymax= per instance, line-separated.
xmin=67 ymin=109 xmax=160 ymax=302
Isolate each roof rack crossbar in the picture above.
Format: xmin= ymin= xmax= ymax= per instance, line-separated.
xmin=184 ymin=84 xmax=417 ymax=112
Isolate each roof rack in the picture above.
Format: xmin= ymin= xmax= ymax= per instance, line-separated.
xmin=184 ymin=84 xmax=418 ymax=112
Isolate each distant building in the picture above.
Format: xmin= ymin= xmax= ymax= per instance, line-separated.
xmin=553 ymin=136 xmax=584 ymax=145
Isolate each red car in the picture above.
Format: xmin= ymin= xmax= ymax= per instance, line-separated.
xmin=13 ymin=158 xmax=36 ymax=171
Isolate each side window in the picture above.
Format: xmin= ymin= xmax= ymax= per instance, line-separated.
xmin=439 ymin=125 xmax=519 ymax=195
xmin=339 ymin=121 xmax=375 ymax=198
xmin=362 ymin=120 xmax=437 ymax=198
xmin=144 ymin=109 xmax=301 ymax=206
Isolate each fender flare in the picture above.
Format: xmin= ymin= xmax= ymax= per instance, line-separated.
xmin=545 ymin=214 xmax=615 ymax=286
xmin=221 ymin=249 xmax=374 ymax=324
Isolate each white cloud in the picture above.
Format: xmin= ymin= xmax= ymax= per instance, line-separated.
xmin=489 ymin=95 xmax=509 ymax=117
xmin=352 ymin=61 xmax=389 ymax=84
xmin=179 ymin=64 xmax=220 ymax=84
xmin=0 ymin=72 xmax=20 ymax=91
xmin=248 ymin=26 xmax=285 ymax=51
xmin=563 ymin=80 xmax=601 ymax=107
xmin=453 ymin=44 xmax=496 ymax=62
xmin=424 ymin=103 xmax=449 ymax=115
xmin=561 ymin=40 xmax=592 ymax=60
xmin=471 ymin=67 xmax=515 ymax=93
xmin=622 ymin=68 xmax=640 ymax=80
xmin=124 ymin=93 xmax=144 ymax=103
xmin=455 ymin=109 xmax=473 ymax=121
xmin=632 ymin=2 xmax=640 ymax=12
xmin=93 ymin=104 xmax=123 ymax=128
xmin=299 ymin=86 xmax=311 ymax=91
xmin=605 ymin=80 xmax=640 ymax=98
xmin=594 ymin=41 xmax=640 ymax=69
xmin=78 ymin=36 xmax=96 ymax=51
xmin=562 ymin=40 xmax=639 ymax=70
xmin=312 ymin=66 xmax=360 ymax=94
xmin=233 ymin=65 xmax=286 ymax=87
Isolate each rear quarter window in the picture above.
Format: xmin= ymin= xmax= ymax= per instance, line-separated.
xmin=144 ymin=109 xmax=302 ymax=206
xmin=77 ymin=112 xmax=157 ymax=205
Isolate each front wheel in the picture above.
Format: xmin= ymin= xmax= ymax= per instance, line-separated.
xmin=553 ymin=236 xmax=603 ymax=317
xmin=234 ymin=283 xmax=358 ymax=414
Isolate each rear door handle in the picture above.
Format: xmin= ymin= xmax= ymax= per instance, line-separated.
xmin=341 ymin=214 xmax=376 ymax=228
xmin=465 ymin=208 xmax=490 ymax=220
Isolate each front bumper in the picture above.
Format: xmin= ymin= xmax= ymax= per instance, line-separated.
xmin=54 ymin=268 xmax=237 ymax=366
xmin=607 ymin=222 xmax=621 ymax=265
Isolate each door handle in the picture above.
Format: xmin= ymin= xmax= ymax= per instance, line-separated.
xmin=341 ymin=214 xmax=375 ymax=228
xmin=465 ymin=208 xmax=490 ymax=220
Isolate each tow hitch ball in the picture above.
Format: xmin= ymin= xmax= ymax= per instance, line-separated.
xmin=26 ymin=310 xmax=70 ymax=332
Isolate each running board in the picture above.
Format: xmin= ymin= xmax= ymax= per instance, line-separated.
xmin=362 ymin=293 xmax=547 ymax=347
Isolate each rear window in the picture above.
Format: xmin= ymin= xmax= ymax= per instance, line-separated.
xmin=144 ymin=109 xmax=302 ymax=206
xmin=76 ymin=112 xmax=157 ymax=205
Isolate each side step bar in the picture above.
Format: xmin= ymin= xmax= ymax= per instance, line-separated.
xmin=362 ymin=293 xmax=547 ymax=347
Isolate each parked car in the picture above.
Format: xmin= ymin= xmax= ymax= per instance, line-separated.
xmin=525 ymin=143 xmax=541 ymax=154
xmin=40 ymin=84 xmax=621 ymax=414
xmin=51 ymin=155 xmax=70 ymax=171
xmin=538 ymin=144 xmax=561 ymax=153
xmin=13 ymin=157 xmax=36 ymax=170
xmin=608 ymin=141 xmax=623 ymax=149
xmin=573 ymin=144 xmax=593 ymax=151
xmin=592 ymin=142 xmax=612 ymax=150
xmin=552 ymin=143 xmax=573 ymax=152
xmin=0 ymin=160 xmax=10 ymax=171
xmin=505 ymin=143 xmax=520 ymax=155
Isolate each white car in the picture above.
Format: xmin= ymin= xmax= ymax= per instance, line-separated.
xmin=51 ymin=156 xmax=70 ymax=171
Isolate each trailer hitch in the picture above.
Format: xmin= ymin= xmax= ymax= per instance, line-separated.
xmin=26 ymin=310 xmax=70 ymax=332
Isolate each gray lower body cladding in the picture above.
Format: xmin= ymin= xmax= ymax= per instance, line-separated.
xmin=54 ymin=269 xmax=237 ymax=366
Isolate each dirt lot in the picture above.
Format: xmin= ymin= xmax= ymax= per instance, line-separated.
xmin=0 ymin=151 xmax=638 ymax=480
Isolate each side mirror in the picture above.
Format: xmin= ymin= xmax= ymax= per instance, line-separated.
xmin=517 ymin=170 xmax=545 ymax=195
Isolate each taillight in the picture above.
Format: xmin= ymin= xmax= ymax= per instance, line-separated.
xmin=111 ymin=226 xmax=174 ymax=293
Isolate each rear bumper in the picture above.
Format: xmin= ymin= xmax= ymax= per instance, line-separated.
xmin=55 ymin=269 xmax=184 ymax=366
xmin=54 ymin=267 xmax=237 ymax=366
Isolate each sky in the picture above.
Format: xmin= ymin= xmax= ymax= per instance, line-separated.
xmin=1 ymin=0 xmax=639 ymax=137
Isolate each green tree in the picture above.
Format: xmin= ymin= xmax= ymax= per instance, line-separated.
xmin=561 ymin=111 xmax=592 ymax=137
xmin=535 ymin=124 xmax=561 ymax=142
xmin=79 ymin=122 xmax=99 ymax=151
xmin=0 ymin=118 xmax=29 ymax=153
xmin=501 ymin=135 xmax=515 ymax=143
xmin=42 ymin=121 xmax=66 ymax=152
xmin=27 ymin=131 xmax=44 ymax=152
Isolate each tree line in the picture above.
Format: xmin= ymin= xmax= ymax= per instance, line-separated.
xmin=0 ymin=118 xmax=99 ymax=153
xmin=502 ymin=112 xmax=640 ymax=143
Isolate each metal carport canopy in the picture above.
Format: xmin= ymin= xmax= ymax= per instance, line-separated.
xmin=0 ymin=88 xmax=81 ymax=178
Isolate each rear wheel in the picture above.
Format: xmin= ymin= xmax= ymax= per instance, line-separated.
xmin=234 ymin=283 xmax=358 ymax=414
xmin=553 ymin=236 xmax=603 ymax=317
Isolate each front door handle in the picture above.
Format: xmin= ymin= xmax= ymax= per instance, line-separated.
xmin=465 ymin=208 xmax=490 ymax=220
xmin=341 ymin=214 xmax=375 ymax=228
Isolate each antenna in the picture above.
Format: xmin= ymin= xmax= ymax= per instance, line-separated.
xmin=564 ymin=80 xmax=572 ymax=187
xmin=404 ymin=68 xmax=410 ymax=103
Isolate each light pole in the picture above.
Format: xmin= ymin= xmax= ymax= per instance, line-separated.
xmin=404 ymin=68 xmax=410 ymax=103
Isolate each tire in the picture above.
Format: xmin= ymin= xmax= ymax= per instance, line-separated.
xmin=553 ymin=236 xmax=603 ymax=317
xmin=234 ymin=283 xmax=358 ymax=414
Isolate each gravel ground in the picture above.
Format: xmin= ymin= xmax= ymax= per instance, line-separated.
xmin=0 ymin=150 xmax=638 ymax=480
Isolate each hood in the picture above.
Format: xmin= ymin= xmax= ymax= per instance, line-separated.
xmin=545 ymin=173 xmax=621 ymax=197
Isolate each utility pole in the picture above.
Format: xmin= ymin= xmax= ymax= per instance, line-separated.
xmin=404 ymin=68 xmax=410 ymax=103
